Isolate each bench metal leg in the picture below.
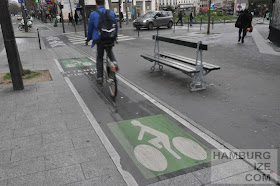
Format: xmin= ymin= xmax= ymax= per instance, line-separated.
xmin=150 ymin=62 xmax=163 ymax=72
xmin=190 ymin=64 xmax=206 ymax=91
xmin=190 ymin=41 xmax=206 ymax=91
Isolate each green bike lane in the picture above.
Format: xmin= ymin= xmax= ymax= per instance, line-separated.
xmin=55 ymin=57 xmax=216 ymax=185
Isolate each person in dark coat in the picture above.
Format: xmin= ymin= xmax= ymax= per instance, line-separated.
xmin=190 ymin=12 xmax=194 ymax=26
xmin=176 ymin=11 xmax=183 ymax=26
xmin=74 ymin=11 xmax=79 ymax=25
xmin=236 ymin=9 xmax=252 ymax=43
xmin=68 ymin=13 xmax=73 ymax=25
xmin=120 ymin=12 xmax=124 ymax=22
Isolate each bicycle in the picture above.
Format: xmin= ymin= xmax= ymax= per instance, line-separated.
xmin=131 ymin=120 xmax=208 ymax=172
xmin=102 ymin=44 xmax=118 ymax=101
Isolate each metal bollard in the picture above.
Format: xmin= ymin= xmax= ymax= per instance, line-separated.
xmin=188 ymin=17 xmax=190 ymax=32
xmin=37 ymin=29 xmax=41 ymax=50
xmin=173 ymin=18 xmax=175 ymax=33
xmin=200 ymin=17 xmax=202 ymax=30
xmin=212 ymin=16 xmax=214 ymax=29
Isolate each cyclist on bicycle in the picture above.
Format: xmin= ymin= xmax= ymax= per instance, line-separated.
xmin=86 ymin=0 xmax=119 ymax=84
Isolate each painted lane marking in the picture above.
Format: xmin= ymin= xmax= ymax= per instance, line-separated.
xmin=60 ymin=58 xmax=95 ymax=68
xmin=54 ymin=59 xmax=138 ymax=186
xmin=134 ymin=144 xmax=168 ymax=172
xmin=67 ymin=35 xmax=85 ymax=39
xmin=72 ymin=41 xmax=88 ymax=45
xmin=118 ymin=38 xmax=136 ymax=41
xmin=62 ymin=31 xmax=84 ymax=35
xmin=108 ymin=115 xmax=211 ymax=179
xmin=45 ymin=25 xmax=53 ymax=31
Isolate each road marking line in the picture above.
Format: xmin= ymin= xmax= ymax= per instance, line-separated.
xmin=45 ymin=25 xmax=53 ymax=31
xmin=54 ymin=59 xmax=64 ymax=72
xmin=68 ymin=37 xmax=85 ymax=40
xmin=118 ymin=38 xmax=136 ymax=41
xmin=68 ymin=38 xmax=85 ymax=42
xmin=67 ymin=35 xmax=85 ymax=39
xmin=54 ymin=59 xmax=138 ymax=186
xmin=118 ymin=36 xmax=130 ymax=39
xmin=62 ymin=31 xmax=84 ymax=35
xmin=72 ymin=41 xmax=87 ymax=45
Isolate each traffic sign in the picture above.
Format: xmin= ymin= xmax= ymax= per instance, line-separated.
xmin=18 ymin=0 xmax=24 ymax=3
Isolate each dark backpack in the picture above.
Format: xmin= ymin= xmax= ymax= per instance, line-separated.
xmin=96 ymin=9 xmax=117 ymax=45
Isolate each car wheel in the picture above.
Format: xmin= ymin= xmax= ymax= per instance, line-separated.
xmin=167 ymin=21 xmax=173 ymax=28
xmin=148 ymin=22 xmax=153 ymax=30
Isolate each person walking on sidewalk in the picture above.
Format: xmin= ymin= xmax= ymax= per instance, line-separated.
xmin=68 ymin=13 xmax=73 ymax=25
xmin=190 ymin=12 xmax=194 ymax=26
xmin=86 ymin=0 xmax=119 ymax=84
xmin=235 ymin=9 xmax=252 ymax=43
xmin=176 ymin=11 xmax=183 ymax=26
xmin=74 ymin=11 xmax=79 ymax=25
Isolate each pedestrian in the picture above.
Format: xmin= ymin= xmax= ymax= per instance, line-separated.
xmin=190 ymin=12 xmax=194 ymax=26
xmin=86 ymin=0 xmax=119 ymax=84
xmin=120 ymin=12 xmax=123 ymax=22
xmin=74 ymin=11 xmax=79 ymax=25
xmin=59 ymin=12 xmax=62 ymax=23
xmin=235 ymin=9 xmax=252 ymax=43
xmin=176 ymin=11 xmax=183 ymax=26
xmin=68 ymin=13 xmax=73 ymax=25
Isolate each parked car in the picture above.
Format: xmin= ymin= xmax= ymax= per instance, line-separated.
xmin=16 ymin=14 xmax=23 ymax=20
xmin=133 ymin=11 xmax=173 ymax=30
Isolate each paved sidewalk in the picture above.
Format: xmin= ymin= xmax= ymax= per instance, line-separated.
xmin=0 ymin=25 xmax=125 ymax=186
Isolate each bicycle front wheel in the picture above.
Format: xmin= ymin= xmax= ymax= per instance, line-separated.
xmin=108 ymin=70 xmax=117 ymax=100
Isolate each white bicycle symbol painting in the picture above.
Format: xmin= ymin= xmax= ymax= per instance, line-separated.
xmin=131 ymin=120 xmax=208 ymax=172
xmin=65 ymin=60 xmax=92 ymax=68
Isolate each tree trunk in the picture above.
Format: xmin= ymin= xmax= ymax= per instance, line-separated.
xmin=0 ymin=0 xmax=24 ymax=90
xmin=124 ymin=0 xmax=129 ymax=24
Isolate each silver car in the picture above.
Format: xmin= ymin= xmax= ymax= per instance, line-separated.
xmin=133 ymin=11 xmax=173 ymax=30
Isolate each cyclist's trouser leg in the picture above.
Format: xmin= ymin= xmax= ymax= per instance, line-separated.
xmin=96 ymin=44 xmax=104 ymax=78
xmin=107 ymin=47 xmax=117 ymax=63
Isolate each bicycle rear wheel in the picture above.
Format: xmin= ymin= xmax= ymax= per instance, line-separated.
xmin=107 ymin=69 xmax=117 ymax=101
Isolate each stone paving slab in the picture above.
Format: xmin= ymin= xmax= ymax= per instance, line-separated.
xmin=147 ymin=173 xmax=202 ymax=186
xmin=0 ymin=156 xmax=44 ymax=181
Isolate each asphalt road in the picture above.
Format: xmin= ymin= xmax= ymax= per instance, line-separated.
xmin=57 ymin=22 xmax=280 ymax=172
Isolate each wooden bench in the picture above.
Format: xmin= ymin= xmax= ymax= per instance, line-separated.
xmin=140 ymin=35 xmax=221 ymax=91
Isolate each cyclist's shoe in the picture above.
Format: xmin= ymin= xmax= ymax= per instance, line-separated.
xmin=96 ymin=78 xmax=103 ymax=84
xmin=112 ymin=61 xmax=119 ymax=71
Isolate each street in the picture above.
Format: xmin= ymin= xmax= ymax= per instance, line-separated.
xmin=0 ymin=15 xmax=279 ymax=185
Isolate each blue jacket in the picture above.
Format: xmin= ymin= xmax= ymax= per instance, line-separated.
xmin=87 ymin=6 xmax=118 ymax=48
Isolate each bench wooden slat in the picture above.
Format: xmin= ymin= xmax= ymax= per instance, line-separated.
xmin=141 ymin=54 xmax=199 ymax=73
xmin=159 ymin=52 xmax=221 ymax=71
xmin=152 ymin=35 xmax=208 ymax=50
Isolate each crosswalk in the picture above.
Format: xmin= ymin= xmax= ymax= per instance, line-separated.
xmin=65 ymin=33 xmax=136 ymax=45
